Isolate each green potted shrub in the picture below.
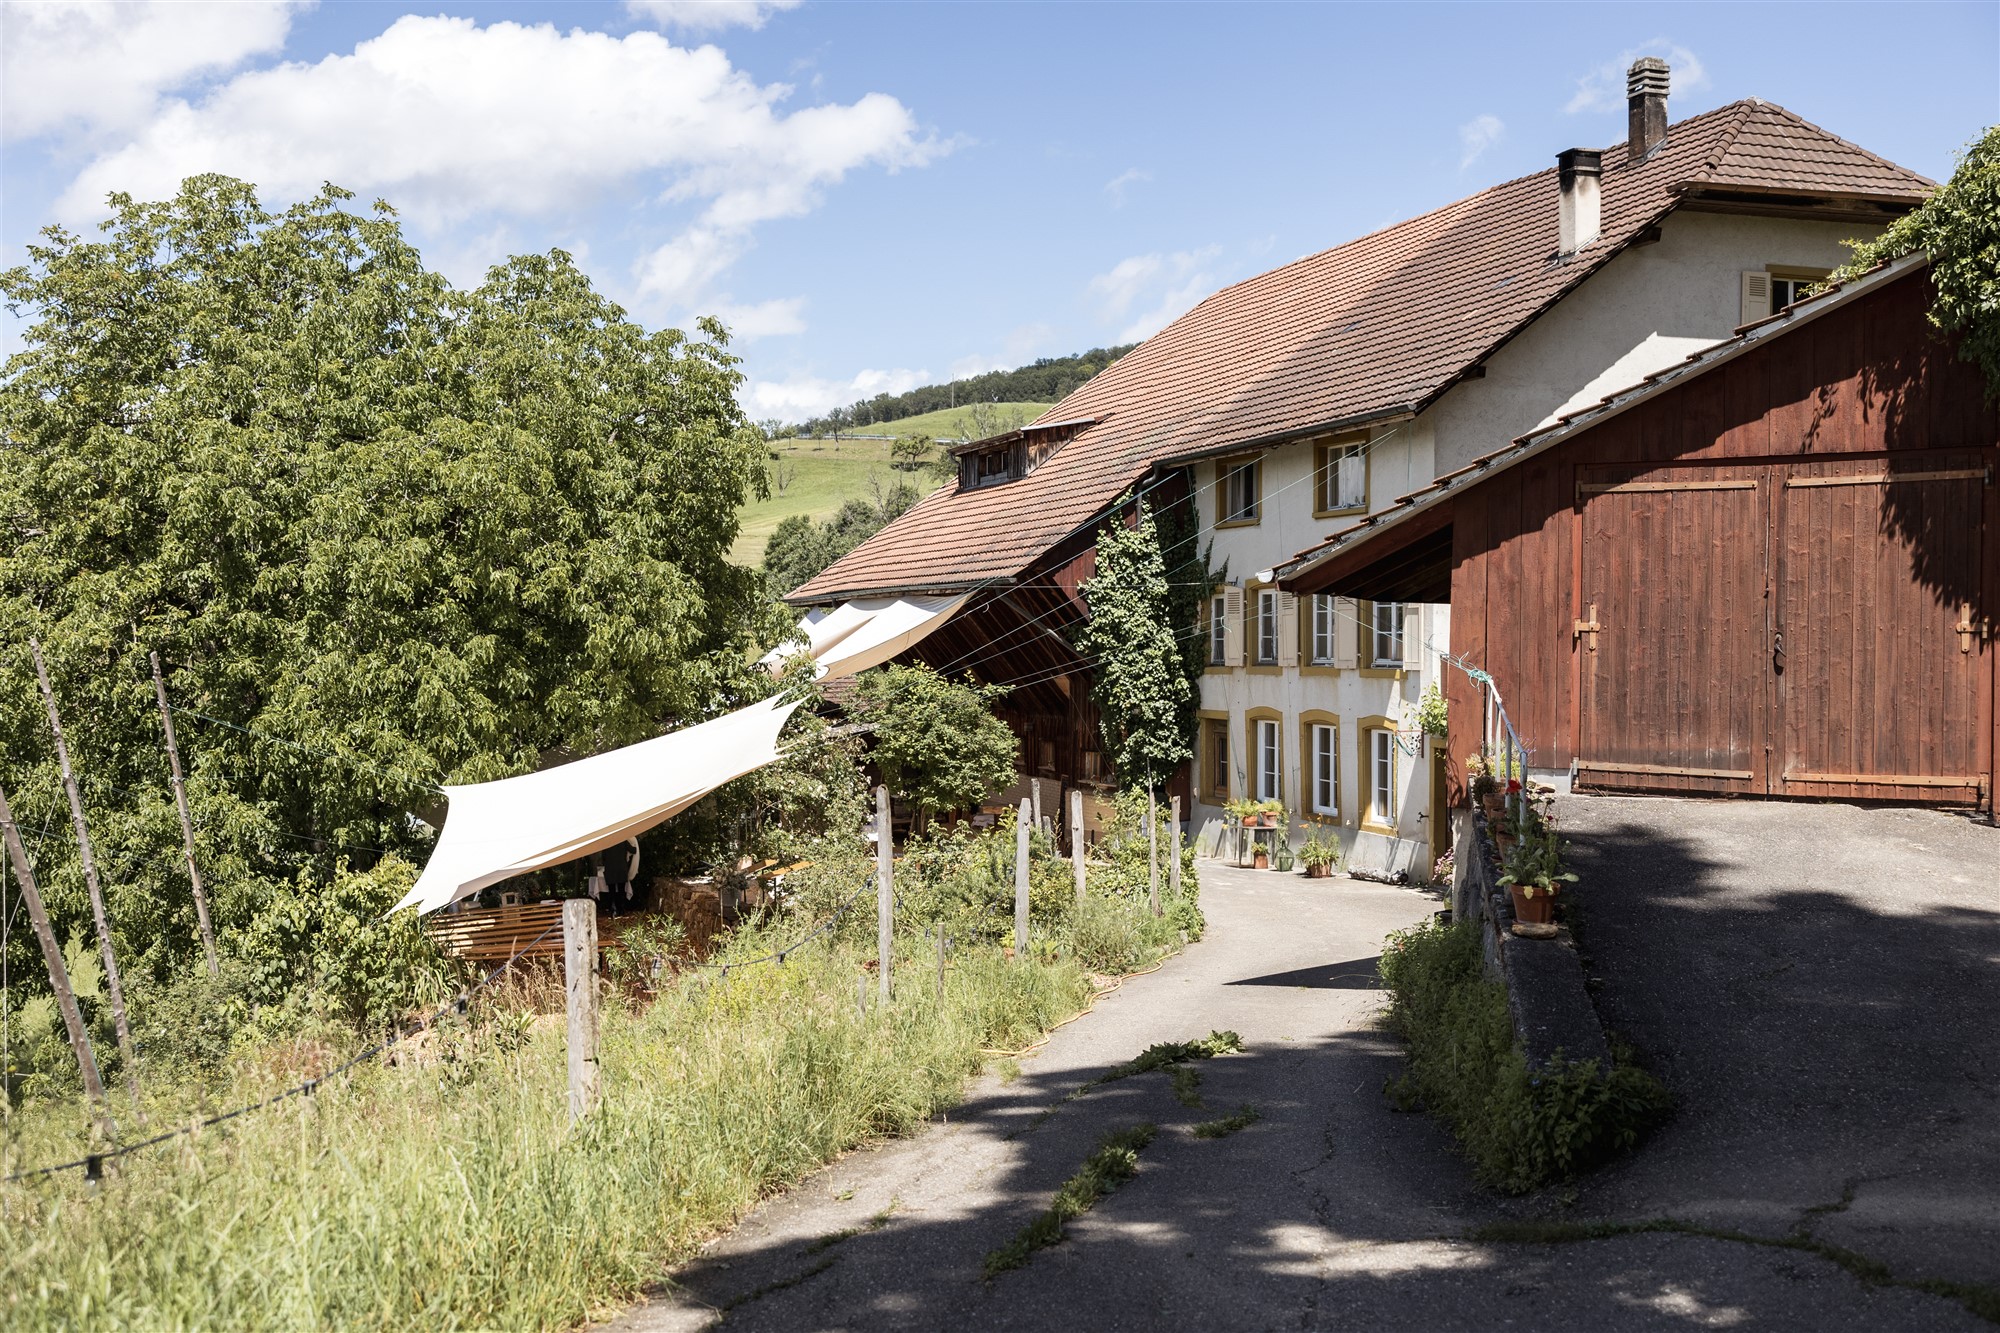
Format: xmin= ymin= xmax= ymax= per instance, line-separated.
xmin=1496 ymin=826 xmax=1576 ymax=928
xmin=1225 ymin=797 xmax=1258 ymax=828
xmin=1300 ymin=824 xmax=1341 ymax=879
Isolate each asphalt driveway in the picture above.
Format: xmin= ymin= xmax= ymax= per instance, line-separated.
xmin=1557 ymin=794 xmax=2000 ymax=1297
xmin=601 ymin=834 xmax=1995 ymax=1331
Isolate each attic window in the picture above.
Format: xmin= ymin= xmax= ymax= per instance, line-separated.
xmin=963 ymin=443 xmax=1021 ymax=489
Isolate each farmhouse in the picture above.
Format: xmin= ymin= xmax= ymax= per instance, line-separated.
xmin=1277 ymin=255 xmax=1998 ymax=810
xmin=787 ymin=61 xmax=1934 ymax=859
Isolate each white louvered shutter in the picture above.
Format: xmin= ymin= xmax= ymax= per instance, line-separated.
xmin=1277 ymin=593 xmax=1300 ymax=667
xmin=1401 ymin=604 xmax=1424 ymax=672
xmin=1332 ymin=597 xmax=1359 ymax=669
xmin=1739 ymin=271 xmax=1772 ymax=327
xmin=1338 ymin=447 xmax=1367 ymax=510
xmin=1222 ymin=584 xmax=1244 ymax=667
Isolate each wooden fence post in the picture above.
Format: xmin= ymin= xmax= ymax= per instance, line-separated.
xmin=1031 ymin=778 xmax=1042 ymax=831
xmin=875 ymin=786 xmax=893 ymax=1005
xmin=0 ymin=781 xmax=114 ymax=1142
xmin=30 ymin=638 xmax=141 ymax=1107
xmin=148 ymin=651 xmax=219 ymax=978
xmin=1070 ymin=788 xmax=1086 ymax=904
xmin=1014 ymin=797 xmax=1030 ymax=957
xmin=1146 ymin=785 xmax=1161 ymax=918
xmin=563 ymin=898 xmax=600 ymax=1124
xmin=1169 ymin=794 xmax=1182 ymax=904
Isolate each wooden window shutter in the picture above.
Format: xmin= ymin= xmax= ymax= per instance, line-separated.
xmin=1332 ymin=597 xmax=1359 ymax=669
xmin=1222 ymin=584 xmax=1244 ymax=666
xmin=1400 ymin=604 xmax=1423 ymax=672
xmin=1739 ymin=271 xmax=1771 ymax=327
xmin=1278 ymin=593 xmax=1299 ymax=667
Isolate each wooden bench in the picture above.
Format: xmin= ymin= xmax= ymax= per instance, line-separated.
xmin=424 ymin=901 xmax=568 ymax=962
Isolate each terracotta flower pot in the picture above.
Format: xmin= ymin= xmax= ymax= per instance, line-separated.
xmin=1509 ymin=884 xmax=1556 ymax=925
xmin=1479 ymin=795 xmax=1504 ymax=822
xmin=1241 ymin=816 xmax=1257 ymax=828
xmin=1252 ymin=850 xmax=1269 ymax=869
xmin=1259 ymin=814 xmax=1278 ymax=827
xmin=1304 ymin=863 xmax=1332 ymax=879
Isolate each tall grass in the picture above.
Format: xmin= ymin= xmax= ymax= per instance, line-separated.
xmin=0 ymin=935 xmax=1092 ymax=1330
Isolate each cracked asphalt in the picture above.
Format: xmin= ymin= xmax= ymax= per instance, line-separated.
xmin=604 ymin=816 xmax=1995 ymax=1332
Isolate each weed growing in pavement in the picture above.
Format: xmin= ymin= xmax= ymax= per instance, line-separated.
xmin=1192 ymin=1105 xmax=1261 ymax=1139
xmin=1378 ymin=917 xmax=1669 ymax=1193
xmin=982 ymin=1124 xmax=1157 ymax=1278
xmin=1169 ymin=1064 xmax=1204 ymax=1107
xmin=1069 ymin=1030 xmax=1244 ymax=1103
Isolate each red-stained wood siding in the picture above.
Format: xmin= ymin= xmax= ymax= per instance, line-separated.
xmin=1446 ymin=268 xmax=1998 ymax=809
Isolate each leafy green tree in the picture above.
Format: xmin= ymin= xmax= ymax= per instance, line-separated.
xmin=0 ymin=175 xmax=777 ymax=997
xmin=1837 ymin=126 xmax=2000 ymax=393
xmin=890 ymin=433 xmax=935 ymax=472
xmin=853 ymin=663 xmax=1016 ymax=829
xmin=1072 ymin=498 xmax=1202 ymax=788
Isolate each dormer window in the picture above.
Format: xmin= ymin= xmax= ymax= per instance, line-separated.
xmin=975 ymin=447 xmax=1016 ymax=485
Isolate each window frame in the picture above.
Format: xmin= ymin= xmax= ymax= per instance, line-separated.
xmin=1216 ymin=455 xmax=1262 ymax=527
xmin=1208 ymin=594 xmax=1227 ymax=666
xmin=1370 ymin=601 xmax=1405 ymax=668
xmin=1254 ymin=717 xmax=1282 ymax=803
xmin=1308 ymin=719 xmax=1339 ymax=817
xmin=1766 ymin=265 xmax=1831 ymax=316
xmin=1313 ymin=436 xmax=1369 ymax=517
xmin=1201 ymin=715 xmax=1230 ymax=803
xmin=1310 ymin=593 xmax=1338 ymax=666
xmin=1368 ymin=728 xmax=1397 ymax=827
xmin=1255 ymin=588 xmax=1280 ymax=665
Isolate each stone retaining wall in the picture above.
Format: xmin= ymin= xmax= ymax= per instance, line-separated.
xmin=1451 ymin=808 xmax=1610 ymax=1071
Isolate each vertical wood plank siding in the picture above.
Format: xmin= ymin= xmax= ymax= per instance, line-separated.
xmin=1445 ymin=270 xmax=1997 ymax=808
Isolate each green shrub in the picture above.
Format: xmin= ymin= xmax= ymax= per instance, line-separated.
xmin=1378 ymin=917 xmax=1668 ymax=1192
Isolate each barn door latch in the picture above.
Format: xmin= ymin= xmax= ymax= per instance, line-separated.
xmin=1957 ymin=605 xmax=1992 ymax=653
xmin=1573 ymin=603 xmax=1602 ymax=653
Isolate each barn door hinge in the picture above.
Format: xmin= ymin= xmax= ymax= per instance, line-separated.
xmin=1573 ymin=602 xmax=1602 ymax=652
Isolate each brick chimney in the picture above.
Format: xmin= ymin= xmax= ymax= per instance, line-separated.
xmin=1628 ymin=57 xmax=1670 ymax=160
xmin=1557 ymin=147 xmax=1602 ymax=256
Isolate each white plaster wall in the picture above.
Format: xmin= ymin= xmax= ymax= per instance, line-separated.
xmin=1419 ymin=211 xmax=1876 ymax=476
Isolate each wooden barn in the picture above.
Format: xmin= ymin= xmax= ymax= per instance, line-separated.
xmin=1279 ymin=254 xmax=1998 ymax=810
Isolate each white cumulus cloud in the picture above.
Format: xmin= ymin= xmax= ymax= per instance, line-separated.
xmin=1087 ymin=247 xmax=1219 ymax=343
xmin=1 ymin=0 xmax=302 ymax=142
xmin=50 ymin=16 xmax=945 ymax=310
xmin=1458 ymin=114 xmax=1503 ymax=170
xmin=706 ymin=295 xmax=807 ymax=341
xmin=1565 ymin=40 xmax=1708 ymax=115
xmin=1103 ymin=167 xmax=1151 ymax=207
xmin=743 ymin=367 xmax=931 ymax=422
xmin=625 ymin=0 xmax=801 ymax=32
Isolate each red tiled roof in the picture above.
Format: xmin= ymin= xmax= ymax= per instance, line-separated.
xmin=790 ymin=100 xmax=1930 ymax=604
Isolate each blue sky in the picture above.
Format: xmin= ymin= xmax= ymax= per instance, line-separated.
xmin=4 ymin=1 xmax=1995 ymax=422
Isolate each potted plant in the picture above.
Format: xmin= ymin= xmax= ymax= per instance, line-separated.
xmin=1257 ymin=798 xmax=1285 ymax=828
xmin=1225 ymin=797 xmax=1258 ymax=828
xmin=1466 ymin=753 xmax=1501 ymax=820
xmin=1251 ymin=842 xmax=1270 ymax=870
xmin=1496 ymin=826 xmax=1576 ymax=927
xmin=1300 ymin=825 xmax=1341 ymax=879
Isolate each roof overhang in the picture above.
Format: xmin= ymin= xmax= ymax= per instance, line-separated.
xmin=1274 ymin=251 xmax=1932 ymax=598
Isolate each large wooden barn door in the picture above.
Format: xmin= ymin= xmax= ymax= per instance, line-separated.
xmin=1774 ymin=455 xmax=1991 ymax=804
xmin=1575 ymin=464 xmax=1770 ymax=795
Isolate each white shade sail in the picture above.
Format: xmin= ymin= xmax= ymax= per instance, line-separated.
xmin=394 ymin=695 xmax=801 ymax=915
xmin=762 ymin=594 xmax=967 ymax=682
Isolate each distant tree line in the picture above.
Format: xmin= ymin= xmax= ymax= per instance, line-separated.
xmin=782 ymin=344 xmax=1135 ymax=438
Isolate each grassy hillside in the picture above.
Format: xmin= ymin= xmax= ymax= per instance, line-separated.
xmin=730 ymin=437 xmax=922 ymax=567
xmin=837 ymin=401 xmax=1052 ymax=441
xmin=730 ymin=406 xmax=1048 ymax=567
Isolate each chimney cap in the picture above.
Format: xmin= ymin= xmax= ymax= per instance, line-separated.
xmin=1627 ymin=57 xmax=1670 ymax=96
xmin=1558 ymin=147 xmax=1603 ymax=184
